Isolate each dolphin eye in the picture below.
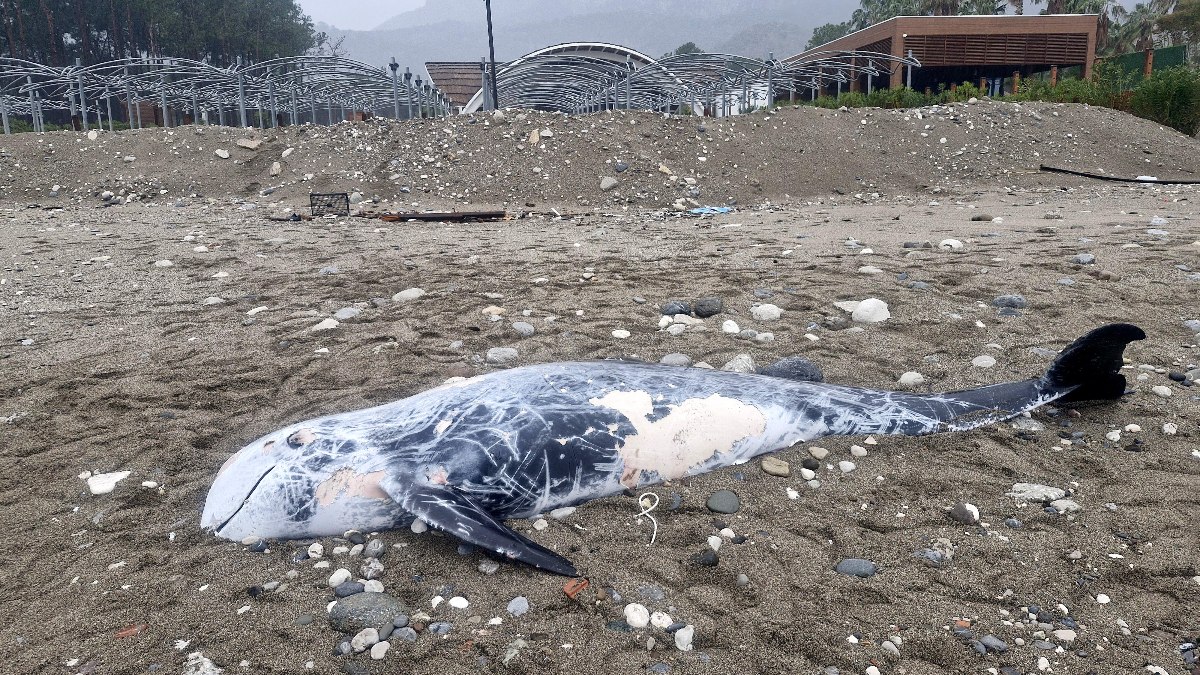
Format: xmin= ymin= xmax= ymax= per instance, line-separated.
xmin=287 ymin=429 xmax=316 ymax=448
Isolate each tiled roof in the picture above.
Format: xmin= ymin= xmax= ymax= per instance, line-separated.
xmin=425 ymin=62 xmax=489 ymax=108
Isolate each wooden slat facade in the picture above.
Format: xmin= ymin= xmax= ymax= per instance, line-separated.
xmin=789 ymin=14 xmax=1099 ymax=89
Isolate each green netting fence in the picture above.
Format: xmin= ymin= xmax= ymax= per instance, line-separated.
xmin=1107 ymin=44 xmax=1190 ymax=77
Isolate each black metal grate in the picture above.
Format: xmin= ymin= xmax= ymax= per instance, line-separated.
xmin=310 ymin=192 xmax=350 ymax=216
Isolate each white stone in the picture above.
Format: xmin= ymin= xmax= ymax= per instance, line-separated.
xmin=722 ymin=354 xmax=755 ymax=373
xmin=307 ymin=543 xmax=324 ymax=559
xmin=650 ymin=612 xmax=672 ymax=629
xmin=857 ymin=265 xmax=883 ymax=275
xmin=851 ymin=298 xmax=890 ymax=323
xmin=214 ymin=149 xmax=230 ymax=159
xmin=410 ymin=519 xmax=428 ymax=533
xmin=972 ymin=355 xmax=997 ymax=368
xmin=1007 ymin=483 xmax=1066 ymax=502
xmin=849 ymin=445 xmax=868 ymax=458
xmin=312 ymin=318 xmax=340 ymax=331
xmin=722 ymin=320 xmax=740 ymax=334
xmin=898 ymin=371 xmax=925 ymax=386
xmin=809 ymin=446 xmax=829 ymax=459
xmin=449 ymin=596 xmax=470 ymax=609
xmin=153 ymin=260 xmax=174 ymax=268
xmin=674 ymin=624 xmax=695 ymax=651
xmin=1162 ymin=423 xmax=1177 ymax=435
xmin=707 ymin=535 xmax=722 ymax=551
xmin=363 ymin=580 xmax=384 ymax=593
xmin=750 ymin=304 xmax=782 ymax=321
xmin=549 ymin=507 xmax=576 ymax=519
xmin=838 ymin=460 xmax=857 ymax=473
xmin=328 ymin=568 xmax=351 ymax=587
xmin=1151 ymin=385 xmax=1172 ymax=398
xmin=87 ymin=129 xmax=99 ymax=140
xmin=600 ymin=177 xmax=619 ymax=191
xmin=270 ymin=162 xmax=282 ymax=177
xmin=392 ymin=288 xmax=425 ymax=302
xmin=1096 ymin=593 xmax=1111 ymax=604
xmin=611 ymin=329 xmax=631 ymax=339
xmin=623 ymin=603 xmax=650 ymax=629
xmin=351 ymin=628 xmax=379 ymax=652
xmin=939 ymin=239 xmax=963 ymax=250
xmin=1053 ymin=629 xmax=1077 ymax=643
xmin=87 ymin=471 xmax=131 ymax=495
xmin=370 ymin=641 xmax=390 ymax=660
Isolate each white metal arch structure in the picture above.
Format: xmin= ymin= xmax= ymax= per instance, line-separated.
xmin=462 ymin=42 xmax=655 ymax=113
xmin=0 ymin=55 xmax=452 ymax=134
xmin=458 ymin=43 xmax=920 ymax=115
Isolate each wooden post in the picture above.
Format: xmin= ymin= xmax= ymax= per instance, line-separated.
xmin=1012 ymin=70 xmax=1021 ymax=94
xmin=979 ymin=77 xmax=987 ymax=92
xmin=1143 ymin=48 xmax=1154 ymax=78
xmin=950 ymin=82 xmax=957 ymax=92
xmin=1050 ymin=65 xmax=1058 ymax=87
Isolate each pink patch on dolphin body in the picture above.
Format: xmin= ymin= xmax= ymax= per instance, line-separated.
xmin=314 ymin=468 xmax=390 ymax=506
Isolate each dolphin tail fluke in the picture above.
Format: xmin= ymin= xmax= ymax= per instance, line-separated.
xmin=1042 ymin=323 xmax=1145 ymax=403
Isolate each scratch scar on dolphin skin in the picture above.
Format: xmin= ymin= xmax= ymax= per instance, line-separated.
xmin=589 ymin=391 xmax=768 ymax=487
xmin=314 ymin=468 xmax=390 ymax=506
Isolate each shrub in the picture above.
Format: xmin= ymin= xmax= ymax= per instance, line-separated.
xmin=1130 ymin=66 xmax=1200 ymax=136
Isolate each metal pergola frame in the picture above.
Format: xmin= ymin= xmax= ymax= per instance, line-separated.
xmin=0 ymin=55 xmax=451 ymax=134
xmin=463 ymin=45 xmax=922 ymax=115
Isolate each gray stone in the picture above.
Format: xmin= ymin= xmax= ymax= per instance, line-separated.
xmin=615 ymin=161 xmax=629 ymax=173
xmin=328 ymin=593 xmax=408 ymax=633
xmin=992 ymin=295 xmax=1028 ymax=309
xmin=693 ymin=297 xmax=723 ymax=318
xmin=1071 ymin=253 xmax=1096 ymax=265
xmin=511 ymin=321 xmax=536 ymax=337
xmin=486 ymin=347 xmax=519 ymax=365
xmin=970 ymin=214 xmax=995 ymax=221
xmin=979 ymin=635 xmax=1008 ymax=653
xmin=363 ymin=539 xmax=386 ymax=559
xmin=600 ymin=177 xmax=619 ymax=192
xmin=659 ymin=353 xmax=692 ymax=367
xmin=706 ymin=490 xmax=741 ymax=514
xmin=319 ymin=266 xmax=340 ymax=275
xmin=393 ymin=627 xmax=417 ymax=642
xmin=759 ymin=356 xmax=824 ymax=383
xmin=334 ymin=581 xmax=366 ymax=598
xmin=661 ymin=300 xmax=691 ymax=316
xmin=506 ymin=596 xmax=529 ymax=616
xmin=334 ymin=307 xmax=362 ymax=321
xmin=834 ymin=558 xmax=878 ymax=578
xmin=947 ymin=502 xmax=979 ymax=524
xmin=721 ymin=354 xmax=755 ymax=374
xmin=1057 ymin=277 xmax=1076 ymax=286
xmin=1183 ymin=319 xmax=1200 ymax=333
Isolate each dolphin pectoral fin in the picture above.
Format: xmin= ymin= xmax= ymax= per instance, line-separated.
xmin=381 ymin=478 xmax=579 ymax=577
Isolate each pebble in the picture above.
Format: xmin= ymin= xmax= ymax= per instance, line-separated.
xmin=87 ymin=471 xmax=131 ymax=495
xmin=486 ymin=347 xmax=519 ymax=365
xmin=838 ymin=460 xmax=856 ymax=473
xmin=660 ymin=353 xmax=692 ymax=367
xmin=898 ymin=371 xmax=925 ymax=387
xmin=393 ymin=627 xmax=417 ymax=642
xmin=611 ymin=329 xmax=631 ymax=339
xmin=939 ymin=238 xmax=964 ymax=250
xmin=214 ymin=149 xmax=230 ymax=159
xmin=694 ymin=297 xmax=723 ymax=318
xmin=992 ymin=295 xmax=1028 ymax=309
xmin=328 ymin=593 xmax=408 ymax=633
xmin=363 ymin=540 xmax=386 ymax=559
xmin=392 ymin=288 xmax=425 ymax=302
xmin=448 ymin=596 xmax=469 ymax=609
xmin=1072 ymin=253 xmax=1096 ymax=265
xmin=979 ymin=634 xmax=1008 ymax=653
xmin=706 ymin=490 xmax=741 ymax=514
xmin=674 ymin=625 xmax=695 ymax=651
xmin=333 ymin=307 xmax=361 ymax=321
xmin=1007 ymin=483 xmax=1066 ymax=501
xmin=809 ymin=446 xmax=829 ymax=460
xmin=660 ymin=301 xmax=690 ymax=316
xmin=722 ymin=354 xmax=755 ymax=374
xmin=750 ymin=304 xmax=782 ymax=321
xmin=600 ymin=176 xmax=619 ymax=191
xmin=851 ymin=298 xmax=890 ymax=323
xmin=721 ymin=320 xmax=740 ymax=334
xmin=623 ymin=603 xmax=650 ymax=629
xmin=761 ymin=456 xmax=790 ymax=477
xmin=1151 ymin=385 xmax=1172 ymax=398
xmin=947 ymin=502 xmax=980 ymax=524
xmin=369 ymin=642 xmax=390 ymax=660
xmin=328 ymin=569 xmax=352 ymax=587
xmin=835 ymin=558 xmax=878 ymax=578
xmin=350 ymin=628 xmax=379 ymax=653
xmin=759 ymin=356 xmax=824 ymax=382
xmin=972 ymin=355 xmax=996 ymax=368
xmin=334 ymin=581 xmax=365 ymax=598
xmin=312 ymin=318 xmax=340 ymax=331
xmin=507 ymin=596 xmax=529 ymax=616
xmin=511 ymin=321 xmax=535 ymax=337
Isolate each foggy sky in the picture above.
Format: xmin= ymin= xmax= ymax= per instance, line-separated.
xmin=298 ymin=0 xmax=426 ymax=31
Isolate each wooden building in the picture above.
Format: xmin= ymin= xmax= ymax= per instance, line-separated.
xmin=788 ymin=14 xmax=1100 ymax=93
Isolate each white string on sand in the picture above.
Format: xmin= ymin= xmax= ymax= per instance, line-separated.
xmin=636 ymin=492 xmax=660 ymax=546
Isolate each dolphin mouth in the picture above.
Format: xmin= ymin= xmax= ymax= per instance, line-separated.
xmin=214 ymin=466 xmax=277 ymax=535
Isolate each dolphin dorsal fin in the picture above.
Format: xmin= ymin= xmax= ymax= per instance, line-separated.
xmin=379 ymin=476 xmax=579 ymax=576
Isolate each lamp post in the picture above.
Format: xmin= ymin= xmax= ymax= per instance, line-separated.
xmin=416 ymin=75 xmax=424 ymax=118
xmin=484 ymin=0 xmax=500 ymax=111
xmin=389 ymin=58 xmax=400 ymax=119
xmin=404 ymin=67 xmax=413 ymax=119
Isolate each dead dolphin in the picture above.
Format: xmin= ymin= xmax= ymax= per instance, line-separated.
xmin=202 ymin=323 xmax=1144 ymax=575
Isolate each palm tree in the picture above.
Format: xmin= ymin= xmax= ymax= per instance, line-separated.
xmin=1112 ymin=2 xmax=1162 ymax=52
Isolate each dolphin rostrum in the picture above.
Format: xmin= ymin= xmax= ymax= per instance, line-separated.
xmin=203 ymin=323 xmax=1144 ymax=575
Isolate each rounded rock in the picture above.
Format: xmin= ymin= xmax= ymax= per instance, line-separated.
xmin=486 ymin=347 xmax=519 ymax=365
xmin=706 ymin=490 xmax=741 ymax=514
xmin=750 ymin=304 xmax=782 ymax=321
xmin=659 ymin=353 xmax=692 ymax=367
xmin=623 ymin=603 xmax=650 ymax=629
xmin=759 ymin=356 xmax=824 ymax=383
xmin=328 ymin=593 xmax=408 ymax=634
xmin=693 ymin=297 xmax=723 ymax=318
xmin=835 ymin=558 xmax=878 ymax=578
xmin=660 ymin=301 xmax=691 ymax=316
xmin=851 ymin=298 xmax=890 ymax=323
xmin=992 ymin=295 xmax=1028 ymax=309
